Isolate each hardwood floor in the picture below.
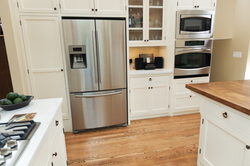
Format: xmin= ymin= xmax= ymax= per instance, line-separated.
xmin=65 ymin=113 xmax=201 ymax=166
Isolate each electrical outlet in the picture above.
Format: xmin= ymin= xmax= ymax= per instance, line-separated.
xmin=233 ymin=52 xmax=242 ymax=58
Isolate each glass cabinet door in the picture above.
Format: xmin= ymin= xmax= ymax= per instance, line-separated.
xmin=128 ymin=0 xmax=144 ymax=42
xmin=148 ymin=0 xmax=163 ymax=41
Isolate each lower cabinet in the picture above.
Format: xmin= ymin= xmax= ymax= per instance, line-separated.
xmin=172 ymin=77 xmax=209 ymax=115
xmin=198 ymin=99 xmax=250 ymax=166
xmin=130 ymin=75 xmax=170 ymax=120
xmin=32 ymin=109 xmax=67 ymax=166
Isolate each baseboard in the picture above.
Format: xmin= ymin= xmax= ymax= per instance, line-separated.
xmin=172 ymin=110 xmax=199 ymax=116
xmin=130 ymin=113 xmax=169 ymax=120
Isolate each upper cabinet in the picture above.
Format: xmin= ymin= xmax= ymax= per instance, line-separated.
xmin=60 ymin=0 xmax=127 ymax=16
xmin=17 ymin=0 xmax=59 ymax=13
xmin=128 ymin=0 xmax=166 ymax=47
xmin=177 ymin=0 xmax=217 ymax=10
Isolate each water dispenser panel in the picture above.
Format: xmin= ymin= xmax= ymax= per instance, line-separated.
xmin=69 ymin=45 xmax=87 ymax=69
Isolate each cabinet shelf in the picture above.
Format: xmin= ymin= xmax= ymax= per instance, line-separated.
xmin=149 ymin=6 xmax=163 ymax=8
xmin=129 ymin=5 xmax=143 ymax=8
xmin=149 ymin=28 xmax=162 ymax=30
xmin=129 ymin=28 xmax=143 ymax=30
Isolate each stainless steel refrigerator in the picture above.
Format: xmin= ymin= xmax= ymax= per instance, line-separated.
xmin=62 ymin=18 xmax=127 ymax=133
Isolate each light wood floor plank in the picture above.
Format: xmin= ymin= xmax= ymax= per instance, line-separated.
xmin=65 ymin=113 xmax=201 ymax=166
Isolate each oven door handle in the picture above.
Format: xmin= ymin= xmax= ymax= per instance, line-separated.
xmin=180 ymin=30 xmax=211 ymax=34
xmin=175 ymin=48 xmax=211 ymax=55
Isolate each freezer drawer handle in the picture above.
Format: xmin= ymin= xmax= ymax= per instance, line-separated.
xmin=75 ymin=90 xmax=122 ymax=98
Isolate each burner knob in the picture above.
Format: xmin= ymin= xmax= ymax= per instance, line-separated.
xmin=0 ymin=147 xmax=12 ymax=159
xmin=7 ymin=140 xmax=17 ymax=150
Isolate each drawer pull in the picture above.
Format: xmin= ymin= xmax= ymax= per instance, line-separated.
xmin=222 ymin=112 xmax=228 ymax=118
xmin=148 ymin=87 xmax=150 ymax=89
xmin=55 ymin=120 xmax=59 ymax=126
xmin=52 ymin=152 xmax=58 ymax=157
xmin=151 ymin=87 xmax=153 ymax=89
xmin=191 ymin=80 xmax=193 ymax=82
xmin=246 ymin=145 xmax=250 ymax=150
xmin=149 ymin=78 xmax=152 ymax=81
xmin=190 ymin=95 xmax=192 ymax=97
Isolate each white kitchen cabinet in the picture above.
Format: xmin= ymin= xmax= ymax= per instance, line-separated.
xmin=17 ymin=0 xmax=59 ymax=13
xmin=177 ymin=0 xmax=216 ymax=10
xmin=20 ymin=16 xmax=69 ymax=118
xmin=197 ymin=97 xmax=250 ymax=166
xmin=128 ymin=0 xmax=166 ymax=46
xmin=130 ymin=75 xmax=170 ymax=120
xmin=60 ymin=0 xmax=127 ymax=16
xmin=32 ymin=105 xmax=67 ymax=166
xmin=172 ymin=77 xmax=209 ymax=115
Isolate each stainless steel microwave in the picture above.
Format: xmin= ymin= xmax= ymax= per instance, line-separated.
xmin=176 ymin=10 xmax=215 ymax=39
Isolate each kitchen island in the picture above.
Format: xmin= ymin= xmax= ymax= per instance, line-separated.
xmin=186 ymin=80 xmax=250 ymax=166
xmin=0 ymin=98 xmax=67 ymax=166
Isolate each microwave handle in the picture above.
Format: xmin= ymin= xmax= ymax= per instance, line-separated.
xmin=181 ymin=15 xmax=212 ymax=19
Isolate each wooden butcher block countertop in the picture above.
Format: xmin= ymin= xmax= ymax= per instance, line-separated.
xmin=186 ymin=80 xmax=250 ymax=116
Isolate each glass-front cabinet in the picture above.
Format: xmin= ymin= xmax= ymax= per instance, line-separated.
xmin=128 ymin=0 xmax=166 ymax=46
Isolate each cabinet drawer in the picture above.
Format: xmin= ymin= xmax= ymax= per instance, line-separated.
xmin=204 ymin=100 xmax=250 ymax=136
xmin=174 ymin=94 xmax=200 ymax=112
xmin=130 ymin=76 xmax=170 ymax=86
xmin=174 ymin=78 xmax=209 ymax=96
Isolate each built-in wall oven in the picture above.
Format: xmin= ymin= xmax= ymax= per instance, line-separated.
xmin=174 ymin=39 xmax=212 ymax=79
xmin=176 ymin=10 xmax=215 ymax=39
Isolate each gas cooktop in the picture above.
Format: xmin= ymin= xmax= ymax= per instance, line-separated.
xmin=0 ymin=120 xmax=40 ymax=166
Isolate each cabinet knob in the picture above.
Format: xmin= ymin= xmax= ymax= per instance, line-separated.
xmin=190 ymin=95 xmax=192 ymax=97
xmin=194 ymin=6 xmax=197 ymax=8
xmin=52 ymin=152 xmax=58 ymax=157
xmin=148 ymin=87 xmax=150 ymax=89
xmin=246 ymin=145 xmax=250 ymax=150
xmin=144 ymin=40 xmax=146 ymax=42
xmin=197 ymin=6 xmax=199 ymax=8
xmin=222 ymin=112 xmax=228 ymax=118
xmin=95 ymin=9 xmax=98 ymax=11
xmin=147 ymin=40 xmax=149 ymax=42
xmin=149 ymin=78 xmax=152 ymax=81
xmin=61 ymin=69 xmax=63 ymax=71
xmin=92 ymin=8 xmax=94 ymax=11
xmin=55 ymin=120 xmax=59 ymax=126
xmin=151 ymin=87 xmax=153 ymax=89
xmin=191 ymin=80 xmax=193 ymax=82
xmin=54 ymin=7 xmax=57 ymax=10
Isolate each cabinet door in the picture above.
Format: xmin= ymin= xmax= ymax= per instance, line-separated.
xmin=197 ymin=0 xmax=216 ymax=10
xmin=199 ymin=115 xmax=250 ymax=166
xmin=130 ymin=86 xmax=150 ymax=116
xmin=20 ymin=16 xmax=69 ymax=118
xmin=177 ymin=0 xmax=196 ymax=10
xmin=17 ymin=0 xmax=59 ymax=13
xmin=151 ymin=82 xmax=169 ymax=114
xmin=60 ymin=0 xmax=95 ymax=14
xmin=147 ymin=0 xmax=165 ymax=45
xmin=95 ymin=0 xmax=126 ymax=15
xmin=51 ymin=132 xmax=67 ymax=166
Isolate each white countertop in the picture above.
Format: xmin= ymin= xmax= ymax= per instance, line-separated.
xmin=0 ymin=98 xmax=63 ymax=166
xmin=129 ymin=69 xmax=173 ymax=76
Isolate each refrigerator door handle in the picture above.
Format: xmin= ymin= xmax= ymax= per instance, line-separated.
xmin=96 ymin=30 xmax=101 ymax=83
xmin=92 ymin=31 xmax=98 ymax=83
xmin=75 ymin=90 xmax=123 ymax=98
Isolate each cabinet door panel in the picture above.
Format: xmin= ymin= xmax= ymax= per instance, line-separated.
xmin=95 ymin=0 xmax=126 ymax=15
xmin=177 ymin=0 xmax=195 ymax=9
xmin=200 ymin=117 xmax=250 ymax=166
xmin=151 ymin=83 xmax=169 ymax=114
xmin=197 ymin=0 xmax=215 ymax=10
xmin=131 ymin=86 xmax=150 ymax=116
xmin=18 ymin=0 xmax=58 ymax=13
xmin=21 ymin=16 xmax=69 ymax=117
xmin=60 ymin=0 xmax=94 ymax=14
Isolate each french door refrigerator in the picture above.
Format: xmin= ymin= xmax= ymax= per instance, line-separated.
xmin=62 ymin=18 xmax=127 ymax=133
